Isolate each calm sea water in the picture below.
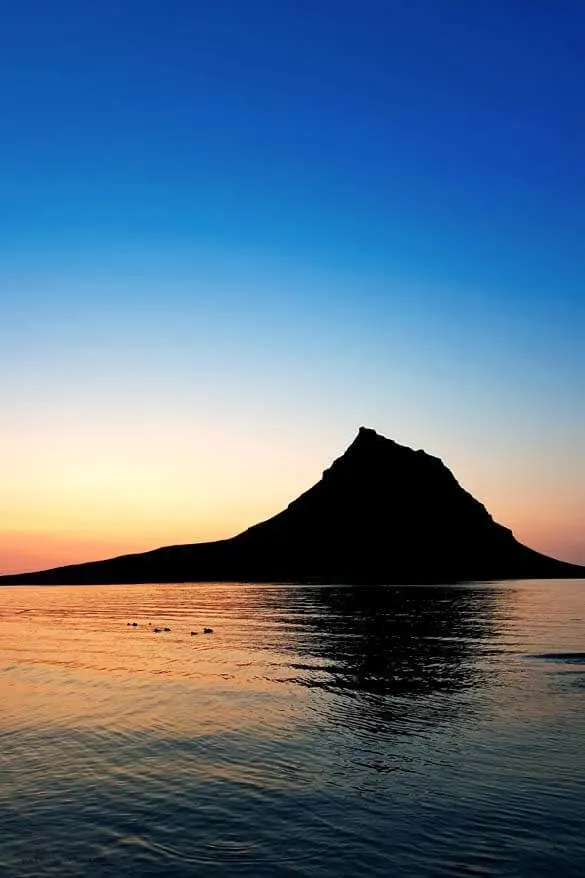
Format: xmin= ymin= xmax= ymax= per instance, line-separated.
xmin=1 ymin=580 xmax=584 ymax=877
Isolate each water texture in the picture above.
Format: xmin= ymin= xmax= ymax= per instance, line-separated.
xmin=1 ymin=580 xmax=584 ymax=877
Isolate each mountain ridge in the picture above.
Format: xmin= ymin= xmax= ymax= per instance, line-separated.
xmin=1 ymin=427 xmax=583 ymax=585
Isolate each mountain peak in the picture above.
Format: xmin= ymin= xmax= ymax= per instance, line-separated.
xmin=345 ymin=425 xmax=400 ymax=457
xmin=355 ymin=425 xmax=388 ymax=443
xmin=0 ymin=427 xmax=582 ymax=585
xmin=333 ymin=426 xmax=422 ymax=476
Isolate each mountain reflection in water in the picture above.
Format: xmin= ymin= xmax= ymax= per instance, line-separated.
xmin=275 ymin=585 xmax=498 ymax=691
xmin=1 ymin=581 xmax=584 ymax=878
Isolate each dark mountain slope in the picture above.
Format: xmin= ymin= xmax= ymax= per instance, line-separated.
xmin=1 ymin=428 xmax=582 ymax=584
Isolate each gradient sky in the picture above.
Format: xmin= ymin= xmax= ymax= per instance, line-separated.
xmin=1 ymin=0 xmax=584 ymax=573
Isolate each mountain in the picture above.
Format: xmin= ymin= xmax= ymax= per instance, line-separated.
xmin=1 ymin=427 xmax=583 ymax=585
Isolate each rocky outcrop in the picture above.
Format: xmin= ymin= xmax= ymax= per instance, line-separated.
xmin=1 ymin=427 xmax=582 ymax=585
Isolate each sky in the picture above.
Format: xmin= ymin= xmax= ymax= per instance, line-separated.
xmin=1 ymin=0 xmax=584 ymax=573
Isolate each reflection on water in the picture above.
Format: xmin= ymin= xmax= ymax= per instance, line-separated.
xmin=278 ymin=585 xmax=499 ymax=690
xmin=1 ymin=581 xmax=584 ymax=877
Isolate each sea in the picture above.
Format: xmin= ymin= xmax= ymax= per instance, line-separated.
xmin=1 ymin=580 xmax=584 ymax=877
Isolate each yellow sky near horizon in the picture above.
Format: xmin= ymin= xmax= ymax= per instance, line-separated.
xmin=1 ymin=424 xmax=583 ymax=574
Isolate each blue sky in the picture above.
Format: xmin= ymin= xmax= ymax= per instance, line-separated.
xmin=1 ymin=0 xmax=584 ymax=571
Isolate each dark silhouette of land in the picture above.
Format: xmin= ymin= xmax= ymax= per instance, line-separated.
xmin=1 ymin=427 xmax=583 ymax=585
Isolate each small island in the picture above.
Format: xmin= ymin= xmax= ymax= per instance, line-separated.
xmin=1 ymin=428 xmax=583 ymax=586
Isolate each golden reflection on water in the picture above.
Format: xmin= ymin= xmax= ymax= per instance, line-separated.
xmin=1 ymin=580 xmax=583 ymax=735
xmin=1 ymin=581 xmax=585 ymax=878
xmin=0 ymin=584 xmax=311 ymax=740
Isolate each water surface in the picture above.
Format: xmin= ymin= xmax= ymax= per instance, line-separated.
xmin=1 ymin=580 xmax=584 ymax=876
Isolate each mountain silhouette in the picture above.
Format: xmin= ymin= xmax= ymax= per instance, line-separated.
xmin=1 ymin=427 xmax=583 ymax=585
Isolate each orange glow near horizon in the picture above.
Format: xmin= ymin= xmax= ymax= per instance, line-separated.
xmin=1 ymin=422 xmax=583 ymax=574
xmin=0 ymin=421 xmax=320 ymax=573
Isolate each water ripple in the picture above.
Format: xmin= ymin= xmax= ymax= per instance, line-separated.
xmin=0 ymin=580 xmax=584 ymax=876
